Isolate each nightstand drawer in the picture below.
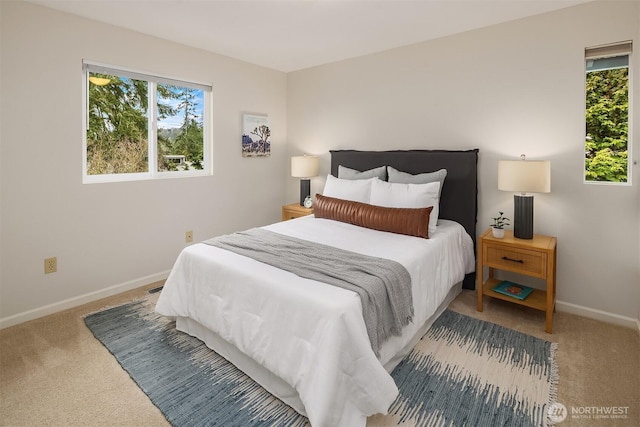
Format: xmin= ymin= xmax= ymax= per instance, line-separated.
xmin=484 ymin=244 xmax=546 ymax=277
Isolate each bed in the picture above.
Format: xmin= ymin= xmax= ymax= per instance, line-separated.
xmin=155 ymin=149 xmax=479 ymax=426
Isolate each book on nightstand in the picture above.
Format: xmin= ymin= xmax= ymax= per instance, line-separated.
xmin=492 ymin=281 xmax=534 ymax=300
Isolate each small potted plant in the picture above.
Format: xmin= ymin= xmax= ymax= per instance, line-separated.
xmin=490 ymin=211 xmax=510 ymax=238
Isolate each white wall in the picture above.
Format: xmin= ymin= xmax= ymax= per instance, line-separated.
xmin=0 ymin=1 xmax=288 ymax=325
xmin=287 ymin=1 xmax=640 ymax=324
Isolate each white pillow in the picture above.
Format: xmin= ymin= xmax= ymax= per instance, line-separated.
xmin=322 ymin=174 xmax=376 ymax=203
xmin=370 ymin=179 xmax=441 ymax=236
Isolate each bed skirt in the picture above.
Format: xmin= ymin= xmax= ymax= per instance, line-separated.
xmin=175 ymin=282 xmax=463 ymax=420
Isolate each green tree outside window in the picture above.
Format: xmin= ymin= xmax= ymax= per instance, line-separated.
xmin=86 ymin=68 xmax=207 ymax=177
xmin=585 ymin=56 xmax=629 ymax=183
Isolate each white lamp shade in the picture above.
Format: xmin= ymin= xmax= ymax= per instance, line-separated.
xmin=498 ymin=159 xmax=551 ymax=193
xmin=291 ymin=156 xmax=319 ymax=178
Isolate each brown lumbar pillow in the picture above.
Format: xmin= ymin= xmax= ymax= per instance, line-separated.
xmin=314 ymin=193 xmax=432 ymax=238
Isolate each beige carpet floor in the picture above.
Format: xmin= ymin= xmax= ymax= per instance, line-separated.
xmin=1 ymin=282 xmax=638 ymax=426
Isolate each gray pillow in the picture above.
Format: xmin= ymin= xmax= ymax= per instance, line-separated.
xmin=338 ymin=165 xmax=387 ymax=180
xmin=387 ymin=166 xmax=447 ymax=198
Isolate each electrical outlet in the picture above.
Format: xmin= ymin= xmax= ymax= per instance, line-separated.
xmin=185 ymin=230 xmax=193 ymax=243
xmin=44 ymin=257 xmax=57 ymax=274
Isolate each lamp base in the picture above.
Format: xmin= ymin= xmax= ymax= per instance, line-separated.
xmin=299 ymin=179 xmax=310 ymax=206
xmin=513 ymin=194 xmax=534 ymax=239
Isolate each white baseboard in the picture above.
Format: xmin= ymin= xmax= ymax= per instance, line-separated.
xmin=0 ymin=271 xmax=170 ymax=330
xmin=556 ymin=300 xmax=640 ymax=332
xmin=3 ymin=278 xmax=638 ymax=334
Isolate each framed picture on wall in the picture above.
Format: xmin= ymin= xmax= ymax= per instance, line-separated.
xmin=242 ymin=114 xmax=271 ymax=157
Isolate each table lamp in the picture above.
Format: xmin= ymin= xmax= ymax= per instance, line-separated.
xmin=291 ymin=155 xmax=319 ymax=206
xmin=498 ymin=154 xmax=551 ymax=239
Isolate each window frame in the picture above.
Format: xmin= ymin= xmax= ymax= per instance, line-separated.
xmin=82 ymin=60 xmax=213 ymax=184
xmin=583 ymin=41 xmax=633 ymax=186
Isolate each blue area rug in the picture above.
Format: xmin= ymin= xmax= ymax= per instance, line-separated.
xmin=85 ymin=298 xmax=558 ymax=426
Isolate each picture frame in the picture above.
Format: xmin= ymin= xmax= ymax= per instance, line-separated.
xmin=242 ymin=114 xmax=271 ymax=157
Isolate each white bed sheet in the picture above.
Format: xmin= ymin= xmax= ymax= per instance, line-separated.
xmin=155 ymin=217 xmax=475 ymax=427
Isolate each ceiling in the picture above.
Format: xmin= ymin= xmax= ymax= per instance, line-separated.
xmin=28 ymin=0 xmax=589 ymax=72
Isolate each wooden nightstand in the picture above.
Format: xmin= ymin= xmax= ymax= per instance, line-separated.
xmin=282 ymin=203 xmax=314 ymax=221
xmin=477 ymin=228 xmax=557 ymax=333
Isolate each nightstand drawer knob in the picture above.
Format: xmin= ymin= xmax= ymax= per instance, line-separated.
xmin=502 ymin=256 xmax=524 ymax=264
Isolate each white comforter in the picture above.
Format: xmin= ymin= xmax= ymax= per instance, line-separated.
xmin=155 ymin=217 xmax=474 ymax=427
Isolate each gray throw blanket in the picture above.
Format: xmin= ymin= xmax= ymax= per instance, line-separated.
xmin=204 ymin=228 xmax=414 ymax=356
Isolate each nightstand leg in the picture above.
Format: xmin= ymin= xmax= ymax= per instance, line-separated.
xmin=546 ymin=262 xmax=555 ymax=333
xmin=477 ymin=246 xmax=484 ymax=312
xmin=545 ymin=286 xmax=554 ymax=333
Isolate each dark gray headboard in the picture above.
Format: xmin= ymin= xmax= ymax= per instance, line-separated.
xmin=330 ymin=149 xmax=478 ymax=289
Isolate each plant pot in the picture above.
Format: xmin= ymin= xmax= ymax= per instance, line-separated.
xmin=492 ymin=227 xmax=505 ymax=239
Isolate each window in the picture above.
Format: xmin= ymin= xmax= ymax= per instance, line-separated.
xmin=584 ymin=41 xmax=632 ymax=184
xmin=83 ymin=61 xmax=212 ymax=183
